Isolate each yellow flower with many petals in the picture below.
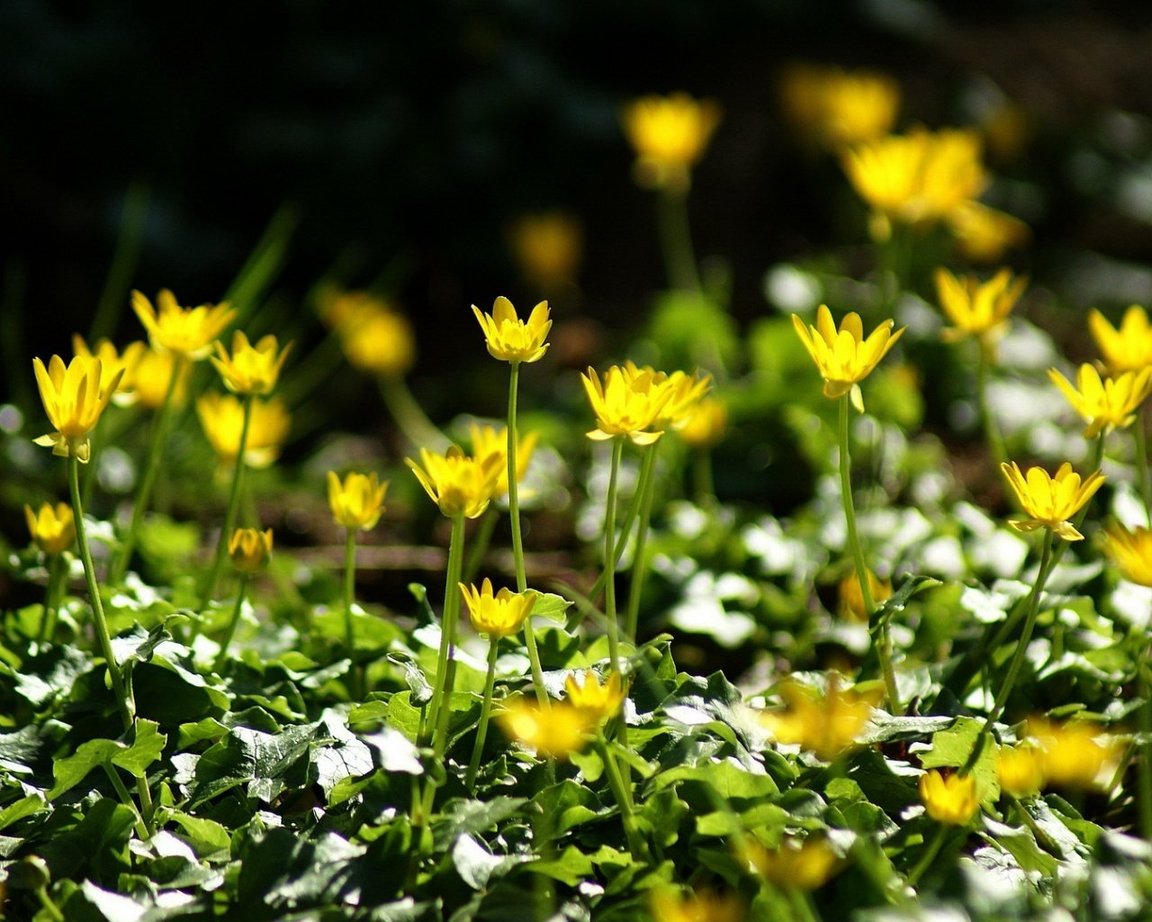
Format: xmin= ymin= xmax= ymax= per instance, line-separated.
xmin=197 ymin=394 xmax=291 ymax=469
xmin=758 ymin=676 xmax=880 ymax=761
xmin=327 ymin=471 xmax=388 ymax=531
xmin=947 ymin=200 xmax=1030 ymax=263
xmin=582 ymin=365 xmax=673 ymax=445
xmin=740 ymin=836 xmax=840 ymax=891
xmin=780 ymin=65 xmax=900 ymax=151
xmin=210 ymin=332 xmax=291 ymax=396
xmin=838 ymin=568 xmax=892 ymax=622
xmin=997 ymin=745 xmax=1045 ymax=796
xmin=1088 ymin=305 xmax=1152 ymax=375
xmin=1049 ymin=363 xmax=1152 ymax=439
xmin=497 ymin=699 xmax=598 ymax=760
xmin=622 ymin=93 xmax=721 ymax=193
xmin=564 ymin=671 xmax=626 ymax=722
xmin=24 ymin=503 xmax=75 ymax=555
xmin=679 ymin=396 xmax=728 ymax=448
xmin=228 ymin=527 xmax=272 ymax=573
xmin=468 ymin=422 xmax=538 ymax=496
xmin=509 ymin=212 xmax=583 ymax=289
xmin=1102 ymin=523 xmax=1152 ymax=587
xmin=920 ymin=769 xmax=979 ymax=825
xmin=934 ymin=267 xmax=1026 ymax=350
xmin=1025 ymin=718 xmax=1122 ymax=790
xmin=71 ymin=335 xmax=145 ymax=407
xmin=472 ymin=296 xmax=551 ymax=364
xmin=133 ymin=347 xmax=191 ymax=410
xmin=459 ymin=578 xmax=535 ymax=638
xmin=1000 ymin=461 xmax=1105 ymax=541
xmin=406 ymin=446 xmax=503 ymax=519
xmin=32 ymin=355 xmax=124 ymax=462
xmin=648 ymin=887 xmax=744 ymax=922
xmin=622 ymin=362 xmax=711 ymax=432
xmin=131 ymin=289 xmax=235 ymax=360
xmin=791 ymin=305 xmax=905 ymax=411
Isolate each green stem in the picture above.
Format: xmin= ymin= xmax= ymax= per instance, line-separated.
xmin=112 ymin=354 xmax=186 ymax=584
xmin=787 ymin=889 xmax=822 ymax=922
xmin=1135 ymin=417 xmax=1152 ymax=527
xmin=624 ymin=442 xmax=660 ymax=641
xmin=214 ymin=575 xmax=250 ymax=670
xmin=35 ymin=885 xmax=66 ymax=922
xmin=102 ymin=762 xmax=149 ymax=840
xmin=343 ymin=528 xmax=358 ymax=651
xmin=602 ymin=439 xmax=625 ymax=703
xmin=462 ymin=508 xmax=496 ymax=583
xmin=692 ymin=446 xmax=714 ymax=506
xmin=840 ymin=395 xmax=899 ymax=711
xmin=656 ymin=188 xmax=700 ymax=292
xmin=906 ymin=823 xmax=949 ymax=887
xmin=426 ymin=515 xmax=467 ymax=754
xmin=597 ymin=738 xmax=647 ymax=861
xmin=379 ymin=376 xmax=449 ymax=451
xmin=1138 ymin=638 xmax=1152 ymax=840
xmin=1005 ymin=791 xmax=1062 ymax=854
xmin=465 ymin=636 xmax=501 ymax=791
xmin=38 ymin=554 xmax=65 ymax=644
xmin=976 ymin=342 xmax=1008 ymax=469
xmin=200 ymin=394 xmax=254 ymax=609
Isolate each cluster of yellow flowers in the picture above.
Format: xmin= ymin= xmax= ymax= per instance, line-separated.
xmin=998 ymin=719 xmax=1124 ymax=794
xmin=582 ymin=362 xmax=711 ymax=445
xmin=758 ymin=677 xmax=880 ymax=761
xmin=779 ymin=64 xmax=900 ymax=151
xmin=496 ymin=670 xmax=626 ymax=760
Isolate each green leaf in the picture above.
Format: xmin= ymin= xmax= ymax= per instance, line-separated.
xmin=432 ymin=797 xmax=528 ymax=851
xmin=166 ymin=809 xmax=233 ymax=857
xmin=47 ymin=719 xmax=166 ymax=799
xmin=917 ymin=716 xmax=1000 ymax=806
xmin=529 ymin=592 xmax=572 ymax=623
xmin=0 ymin=794 xmax=45 ymax=833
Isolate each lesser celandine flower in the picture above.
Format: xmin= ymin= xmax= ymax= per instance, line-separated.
xmin=407 ymin=446 xmax=502 ymax=519
xmin=509 ymin=212 xmax=583 ymax=289
xmin=197 ymin=394 xmax=291 ymax=469
xmin=32 ymin=355 xmax=123 ymax=462
xmin=327 ymin=471 xmax=388 ymax=531
xmin=759 ymin=677 xmax=880 ymax=761
xmin=132 ymin=289 xmax=235 ymax=360
xmin=997 ymin=745 xmax=1046 ymax=796
xmin=622 ymin=93 xmax=721 ymax=193
xmin=459 ymin=579 xmax=535 ymax=638
xmin=338 ymin=301 xmax=417 ymax=378
xmin=947 ymin=200 xmax=1030 ymax=263
xmin=472 ymin=296 xmax=552 ymax=364
xmin=934 ymin=267 xmax=1027 ymax=349
xmin=1049 ymin=363 xmax=1152 ymax=439
xmin=839 ymin=569 xmax=892 ymax=622
xmin=134 ymin=348 xmax=191 ymax=409
xmin=497 ymin=698 xmax=599 ymax=760
xmin=211 ymin=332 xmax=291 ymax=396
xmin=679 ymin=396 xmax=728 ymax=448
xmin=741 ymin=836 xmax=840 ymax=891
xmin=582 ymin=365 xmax=672 ymax=445
xmin=1000 ymin=461 xmax=1105 ymax=541
xmin=1025 ymin=718 xmax=1123 ymax=789
xmin=648 ymin=887 xmax=744 ymax=922
xmin=228 ymin=527 xmax=272 ymax=573
xmin=24 ymin=503 xmax=75 ymax=555
xmin=919 ymin=770 xmax=979 ymax=825
xmin=1103 ymin=523 xmax=1152 ymax=586
xmin=780 ymin=64 xmax=900 ymax=151
xmin=1088 ymin=305 xmax=1152 ymax=375
xmin=621 ymin=361 xmax=712 ymax=431
xmin=791 ymin=305 xmax=905 ymax=411
xmin=469 ymin=422 xmax=537 ymax=496
xmin=565 ymin=671 xmax=626 ymax=722
xmin=72 ymin=335 xmax=145 ymax=407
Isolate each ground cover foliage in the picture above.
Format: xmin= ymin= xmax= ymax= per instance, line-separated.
xmin=8 ymin=58 xmax=1152 ymax=922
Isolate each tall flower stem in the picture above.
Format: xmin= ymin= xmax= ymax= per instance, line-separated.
xmin=68 ymin=456 xmax=155 ymax=835
xmin=906 ymin=824 xmax=950 ymax=887
xmin=343 ymin=528 xmax=365 ymax=700
xmin=602 ymin=438 xmax=628 ymax=745
xmin=38 ymin=554 xmax=65 ymax=644
xmin=214 ymin=575 xmax=250 ymax=670
xmin=596 ymin=737 xmax=647 ymax=861
xmin=692 ymin=446 xmax=715 ymax=506
xmin=1136 ymin=636 xmax=1152 ymax=840
xmin=200 ymin=394 xmax=254 ymax=610
xmin=426 ymin=515 xmax=467 ymax=754
xmin=656 ymin=189 xmax=701 ymax=292
xmin=839 ymin=395 xmax=899 ymax=711
xmin=1135 ymin=417 xmax=1152 ymax=526
xmin=976 ymin=343 xmax=1007 ymax=469
xmin=507 ymin=363 xmax=550 ymax=710
xmin=462 ymin=508 xmax=496 ymax=583
xmin=624 ymin=442 xmax=660 ymax=641
xmin=379 ymin=376 xmax=448 ymax=451
xmin=465 ymin=636 xmax=500 ymax=791
xmin=112 ymin=355 xmax=185 ymax=584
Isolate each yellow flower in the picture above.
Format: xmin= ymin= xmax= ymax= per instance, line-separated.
xmin=509 ymin=212 xmax=583 ymax=289
xmin=997 ymin=746 xmax=1045 ymax=796
xmin=758 ymin=677 xmax=879 ymax=761
xmin=333 ymin=299 xmax=417 ymax=378
xmin=780 ymin=65 xmax=900 ymax=150
xmin=1026 ymin=718 xmax=1122 ymax=790
xmin=679 ymin=396 xmax=728 ymax=448
xmin=32 ymin=355 xmax=124 ymax=462
xmin=210 ymin=331 xmax=291 ymax=396
xmin=197 ymin=394 xmax=291 ymax=469
xmin=459 ymin=578 xmax=535 ymax=638
xmin=740 ymin=836 xmax=840 ymax=891
xmin=131 ymin=289 xmax=236 ymax=360
xmin=327 ymin=471 xmax=388 ymax=531
xmin=1088 ymin=305 xmax=1152 ymax=375
xmin=648 ymin=887 xmax=744 ymax=922
xmin=581 ymin=365 xmax=673 ymax=445
xmin=842 ymin=127 xmax=986 ymax=227
xmin=1102 ymin=523 xmax=1152 ymax=587
xmin=1000 ymin=461 xmax=1105 ymax=541
xmin=133 ymin=347 xmax=192 ymax=410
xmin=24 ymin=503 xmax=75 ymax=555
xmin=791 ymin=305 xmax=905 ymax=410
xmin=497 ymin=699 xmax=598 ymax=760
xmin=838 ymin=569 xmax=892 ymax=622
xmin=946 ymin=200 xmax=1030 ymax=263
xmin=471 ymin=296 xmax=551 ymax=364
xmin=622 ymin=362 xmax=712 ymax=432
xmin=934 ymin=267 xmax=1027 ymax=348
xmin=564 ymin=671 xmax=626 ymax=722
xmin=228 ymin=527 xmax=272 ymax=573
xmin=622 ymin=93 xmax=721 ymax=192
xmin=1049 ymin=363 xmax=1152 ymax=439
xmin=919 ymin=769 xmax=979 ymax=825
xmin=406 ymin=446 xmax=503 ymax=519
xmin=468 ymin=423 xmax=538 ymax=496
xmin=71 ymin=335 xmax=146 ymax=407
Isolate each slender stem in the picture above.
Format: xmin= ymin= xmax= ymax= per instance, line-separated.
xmin=35 ymin=885 xmax=66 ymax=922
xmin=112 ymin=354 xmax=185 ymax=584
xmin=906 ymin=823 xmax=949 ymax=887
xmin=200 ymin=394 xmax=254 ymax=608
xmin=1138 ymin=637 xmax=1152 ymax=840
xmin=102 ymin=762 xmax=149 ymax=840
xmin=426 ymin=515 xmax=467 ymax=753
xmin=624 ymin=442 xmax=660 ymax=640
xmin=602 ymin=438 xmax=628 ymax=745
xmin=693 ymin=446 xmax=714 ymax=506
xmin=214 ymin=575 xmax=250 ymax=670
xmin=787 ymin=889 xmax=822 ymax=922
xmin=343 ymin=528 xmax=357 ymax=651
xmin=462 ymin=508 xmax=496 ymax=583
xmin=1135 ymin=417 xmax=1152 ymax=526
xmin=465 ymin=636 xmax=501 ymax=791
xmin=1005 ymin=791 xmax=1062 ymax=853
xmin=597 ymin=737 xmax=647 ymax=861
xmin=585 ymin=466 xmax=655 ymax=606
xmin=38 ymin=554 xmax=65 ymax=644
xmin=839 ymin=395 xmax=899 ymax=710
xmin=378 ymin=376 xmax=449 ymax=451
xmin=656 ymin=188 xmax=700 ymax=292
xmin=976 ymin=342 xmax=1008 ymax=469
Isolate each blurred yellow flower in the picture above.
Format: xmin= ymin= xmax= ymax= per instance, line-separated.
xmin=947 ymin=200 xmax=1030 ymax=263
xmin=32 ymin=355 xmax=123 ymax=462
xmin=228 ymin=527 xmax=273 ymax=573
xmin=741 ymin=836 xmax=839 ymax=891
xmin=1049 ymin=363 xmax=1152 ymax=439
xmin=459 ymin=578 xmax=535 ymax=638
xmin=339 ymin=302 xmax=417 ymax=378
xmin=920 ymin=769 xmax=979 ymax=825
xmin=759 ymin=677 xmax=879 ymax=760
xmin=71 ymin=335 xmax=145 ymax=407
xmin=934 ymin=267 xmax=1026 ymax=349
xmin=1000 ymin=461 xmax=1105 ymax=541
xmin=780 ymin=65 xmax=900 ymax=150
xmin=468 ymin=422 xmax=537 ymax=495
xmin=497 ymin=698 xmax=598 ymax=760
xmin=197 ymin=394 xmax=291 ymax=469
xmin=472 ymin=296 xmax=551 ymax=364
xmin=622 ymin=93 xmax=721 ymax=193
xmin=843 ymin=127 xmax=986 ymax=228
xmin=131 ymin=289 xmax=235 ymax=360
xmin=24 ymin=502 xmax=75 ymax=555
xmin=582 ymin=365 xmax=672 ymax=445
xmin=679 ymin=396 xmax=728 ymax=448
xmin=1088 ymin=305 xmax=1152 ymax=375
xmin=838 ymin=568 xmax=892 ymax=622
xmin=1026 ymin=718 xmax=1122 ymax=790
xmin=997 ymin=745 xmax=1045 ymax=796
xmin=791 ymin=305 xmax=904 ymax=410
xmin=1102 ymin=523 xmax=1152 ymax=586
xmin=134 ymin=347 xmax=191 ymax=410
xmin=648 ymin=887 xmax=744 ymax=922
xmin=509 ymin=212 xmax=583 ymax=289
xmin=564 ymin=670 xmax=626 ymax=722
xmin=327 ymin=471 xmax=388 ymax=531
xmin=406 ymin=446 xmax=503 ymax=519
xmin=210 ymin=332 xmax=291 ymax=396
